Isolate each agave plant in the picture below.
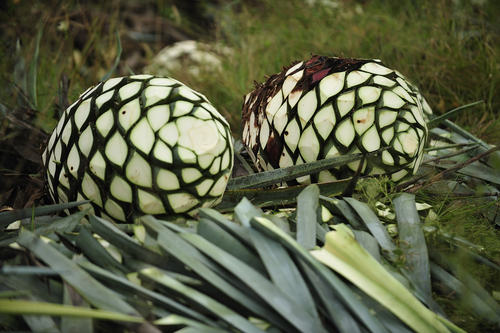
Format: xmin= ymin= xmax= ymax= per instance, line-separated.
xmin=242 ymin=55 xmax=432 ymax=185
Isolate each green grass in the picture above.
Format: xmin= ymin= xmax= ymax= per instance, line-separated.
xmin=1 ymin=0 xmax=499 ymax=138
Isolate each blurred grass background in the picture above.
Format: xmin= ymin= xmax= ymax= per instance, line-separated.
xmin=0 ymin=0 xmax=499 ymax=139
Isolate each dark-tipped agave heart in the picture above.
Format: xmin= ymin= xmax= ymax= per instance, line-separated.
xmin=42 ymin=75 xmax=234 ymax=223
xmin=242 ymin=55 xmax=431 ymax=185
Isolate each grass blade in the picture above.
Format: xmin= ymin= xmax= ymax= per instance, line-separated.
xmin=75 ymin=226 xmax=130 ymax=275
xmin=430 ymin=263 xmax=500 ymax=324
xmin=299 ymin=260 xmax=362 ymax=333
xmin=88 ymin=215 xmax=171 ymax=270
xmin=198 ymin=208 xmax=253 ymax=247
xmin=79 ymin=261 xmax=217 ymax=327
xmin=14 ymin=38 xmax=27 ymax=108
xmin=101 ymin=29 xmax=122 ymax=81
xmin=426 ymin=101 xmax=483 ymax=127
xmin=33 ymin=209 xmax=89 ymax=240
xmin=154 ymin=314 xmax=225 ymax=332
xmin=27 ymin=26 xmax=42 ymax=109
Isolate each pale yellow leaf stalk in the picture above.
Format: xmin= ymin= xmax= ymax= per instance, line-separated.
xmin=311 ymin=224 xmax=464 ymax=333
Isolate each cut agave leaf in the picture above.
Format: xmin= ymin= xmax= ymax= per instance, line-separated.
xmin=227 ymin=148 xmax=388 ymax=190
xmin=313 ymin=224 xmax=461 ymax=333
xmin=249 ymin=214 xmax=390 ymax=333
xmin=15 ymin=229 xmax=158 ymax=333
xmin=88 ymin=215 xmax=171 ymax=270
xmin=296 ymin=184 xmax=320 ymax=250
xmin=181 ymin=232 xmax=329 ymax=333
xmin=79 ymin=261 xmax=216 ymax=328
xmin=219 ymin=178 xmax=349 ymax=211
xmin=140 ymin=215 xmax=291 ymax=331
xmin=139 ymin=267 xmax=265 ymax=333
xmin=393 ymin=194 xmax=431 ymax=298
xmin=0 ymin=299 xmax=144 ymax=322
xmin=247 ymin=227 xmax=321 ymax=327
xmin=0 ymin=201 xmax=90 ymax=228
xmin=61 ymin=282 xmax=92 ymax=333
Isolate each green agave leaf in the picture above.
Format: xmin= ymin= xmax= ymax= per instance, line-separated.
xmin=432 ymin=162 xmax=500 ymax=186
xmin=0 ymin=201 xmax=90 ymax=228
xmin=226 ymin=148 xmax=388 ymax=190
xmin=430 ymin=263 xmax=500 ymax=324
xmin=425 ymin=142 xmax=480 ymax=152
xmin=15 ymin=229 xmax=158 ymax=333
xmin=348 ymin=284 xmax=415 ymax=333
xmin=393 ymin=194 xmax=431 ymax=298
xmin=315 ymin=225 xmax=456 ymax=333
xmin=140 ymin=215 xmax=295 ymax=332
xmin=343 ymin=197 xmax=396 ymax=255
xmin=0 ymin=290 xmax=31 ymax=298
xmin=247 ymin=227 xmax=321 ymax=327
xmin=140 ymin=267 xmax=264 ymax=333
xmin=61 ymin=282 xmax=92 ymax=333
xmin=0 ymin=272 xmax=63 ymax=304
xmin=101 ymin=29 xmax=123 ymax=81
xmin=426 ymin=101 xmax=483 ymax=127
xmin=249 ymin=213 xmax=389 ymax=333
xmin=75 ymin=226 xmax=130 ymax=275
xmin=218 ymin=179 xmax=349 ymax=211
xmin=181 ymin=231 xmax=328 ymax=333
xmin=198 ymin=208 xmax=253 ymax=247
xmin=441 ymin=119 xmax=500 ymax=169
xmin=343 ymin=198 xmax=443 ymax=314
xmin=197 ymin=218 xmax=267 ymax=275
xmin=0 ymin=299 xmax=144 ymax=322
xmin=33 ymin=209 xmax=89 ymax=240
xmin=298 ymin=260 xmax=363 ymax=333
xmin=78 ymin=261 xmax=218 ymax=328
xmin=154 ymin=314 xmax=225 ymax=333
xmin=88 ymin=215 xmax=172 ymax=270
xmin=351 ymin=230 xmax=381 ymax=262
xmin=296 ymin=184 xmax=320 ymax=250
xmin=19 ymin=297 xmax=61 ymax=333
xmin=320 ymin=196 xmax=366 ymax=230
xmin=430 ymin=252 xmax=500 ymax=318
xmin=1 ymin=266 xmax=62 ymax=275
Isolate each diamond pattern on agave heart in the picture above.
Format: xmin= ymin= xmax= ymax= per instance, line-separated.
xmin=242 ymin=55 xmax=431 ymax=186
xmin=42 ymin=75 xmax=234 ymax=223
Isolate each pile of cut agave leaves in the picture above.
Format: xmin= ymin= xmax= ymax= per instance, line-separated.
xmin=2 ymin=41 xmax=500 ymax=333
xmin=2 ymin=102 xmax=500 ymax=333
